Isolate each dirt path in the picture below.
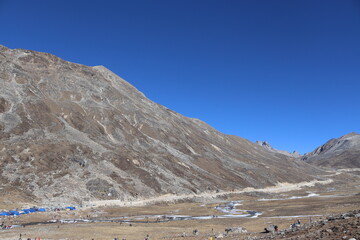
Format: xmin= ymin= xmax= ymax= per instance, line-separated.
xmin=85 ymin=179 xmax=333 ymax=208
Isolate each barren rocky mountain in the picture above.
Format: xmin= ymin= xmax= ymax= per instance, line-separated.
xmin=0 ymin=45 xmax=324 ymax=207
xmin=302 ymin=132 xmax=360 ymax=169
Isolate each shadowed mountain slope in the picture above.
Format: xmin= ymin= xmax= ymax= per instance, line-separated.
xmin=0 ymin=45 xmax=324 ymax=207
xmin=302 ymin=132 xmax=360 ymax=169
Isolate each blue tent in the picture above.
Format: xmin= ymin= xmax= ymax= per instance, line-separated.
xmin=65 ymin=207 xmax=76 ymax=211
xmin=0 ymin=212 xmax=9 ymax=216
xmin=22 ymin=209 xmax=31 ymax=214
xmin=9 ymin=210 xmax=20 ymax=215
xmin=38 ymin=208 xmax=46 ymax=212
xmin=30 ymin=208 xmax=38 ymax=212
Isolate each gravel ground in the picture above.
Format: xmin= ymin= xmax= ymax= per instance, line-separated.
xmin=240 ymin=210 xmax=360 ymax=240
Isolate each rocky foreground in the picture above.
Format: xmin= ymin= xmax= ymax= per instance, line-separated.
xmin=236 ymin=210 xmax=360 ymax=240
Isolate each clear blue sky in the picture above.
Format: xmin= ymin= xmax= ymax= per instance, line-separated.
xmin=1 ymin=0 xmax=359 ymax=154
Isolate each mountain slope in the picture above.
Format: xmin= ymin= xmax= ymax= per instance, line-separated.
xmin=302 ymin=132 xmax=360 ymax=169
xmin=0 ymin=45 xmax=324 ymax=207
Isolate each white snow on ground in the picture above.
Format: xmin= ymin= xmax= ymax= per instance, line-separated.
xmin=258 ymin=192 xmax=320 ymax=201
xmin=337 ymin=168 xmax=360 ymax=172
xmin=215 ymin=201 xmax=243 ymax=215
xmin=323 ymin=168 xmax=360 ymax=177
xmin=214 ymin=202 xmax=262 ymax=218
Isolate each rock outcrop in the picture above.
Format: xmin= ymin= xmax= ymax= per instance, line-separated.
xmin=0 ymin=45 xmax=323 ymax=207
xmin=255 ymin=141 xmax=302 ymax=158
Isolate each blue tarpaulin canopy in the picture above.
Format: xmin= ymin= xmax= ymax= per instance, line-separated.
xmin=9 ymin=210 xmax=20 ymax=215
xmin=22 ymin=209 xmax=31 ymax=214
xmin=0 ymin=207 xmax=48 ymax=217
xmin=0 ymin=212 xmax=9 ymax=216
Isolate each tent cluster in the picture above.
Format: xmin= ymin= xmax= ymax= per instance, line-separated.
xmin=0 ymin=207 xmax=46 ymax=216
xmin=0 ymin=206 xmax=76 ymax=217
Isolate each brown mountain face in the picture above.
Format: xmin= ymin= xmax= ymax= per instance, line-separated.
xmin=302 ymin=132 xmax=360 ymax=169
xmin=0 ymin=45 xmax=324 ymax=207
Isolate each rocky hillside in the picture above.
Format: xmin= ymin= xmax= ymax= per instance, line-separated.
xmin=0 ymin=45 xmax=324 ymax=207
xmin=302 ymin=132 xmax=360 ymax=169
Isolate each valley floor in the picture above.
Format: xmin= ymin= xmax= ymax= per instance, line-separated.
xmin=0 ymin=169 xmax=359 ymax=240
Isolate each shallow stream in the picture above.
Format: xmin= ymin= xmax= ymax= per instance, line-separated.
xmin=17 ymin=201 xmax=262 ymax=227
